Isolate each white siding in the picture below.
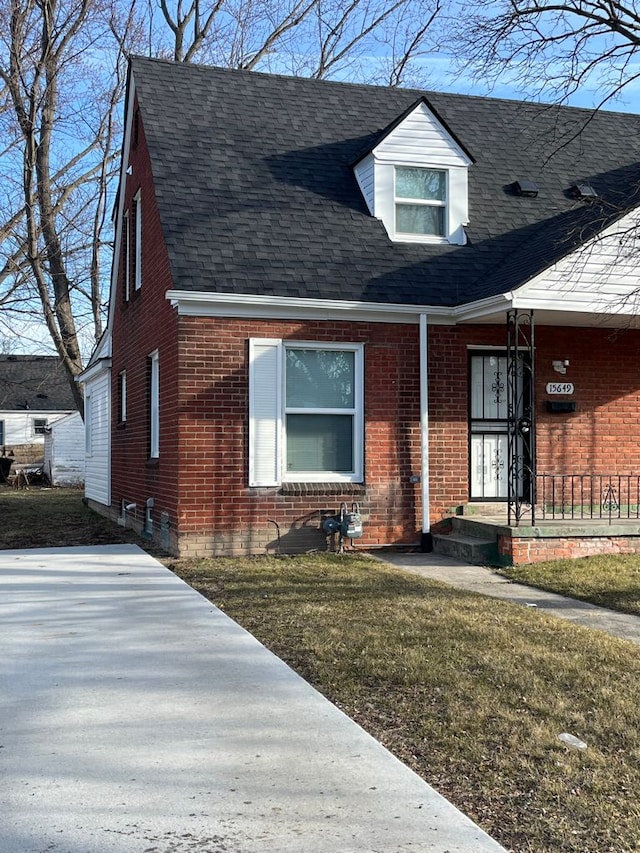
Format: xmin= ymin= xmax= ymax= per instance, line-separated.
xmin=516 ymin=210 xmax=640 ymax=316
xmin=374 ymin=102 xmax=472 ymax=168
xmin=354 ymin=154 xmax=375 ymax=215
xmin=83 ymin=370 xmax=110 ymax=505
xmin=0 ymin=411 xmax=71 ymax=448
xmin=43 ymin=411 xmax=85 ymax=485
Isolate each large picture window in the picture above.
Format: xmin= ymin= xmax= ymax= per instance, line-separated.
xmin=395 ymin=166 xmax=447 ymax=237
xmin=248 ymin=340 xmax=363 ymax=486
xmin=285 ymin=348 xmax=357 ymax=475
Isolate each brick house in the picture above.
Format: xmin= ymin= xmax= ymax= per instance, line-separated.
xmin=81 ymin=56 xmax=640 ymax=563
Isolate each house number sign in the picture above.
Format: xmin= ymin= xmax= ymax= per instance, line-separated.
xmin=546 ymin=382 xmax=574 ymax=395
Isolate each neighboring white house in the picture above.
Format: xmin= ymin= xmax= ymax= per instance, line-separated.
xmin=0 ymin=355 xmax=77 ymax=462
xmin=78 ymin=333 xmax=111 ymax=507
xmin=43 ymin=411 xmax=85 ymax=486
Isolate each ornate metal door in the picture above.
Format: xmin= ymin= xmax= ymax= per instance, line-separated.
xmin=469 ymin=353 xmax=509 ymax=499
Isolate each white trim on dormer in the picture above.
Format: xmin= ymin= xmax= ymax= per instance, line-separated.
xmin=354 ymin=100 xmax=472 ymax=246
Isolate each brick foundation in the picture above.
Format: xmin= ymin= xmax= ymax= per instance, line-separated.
xmin=499 ymin=533 xmax=640 ymax=565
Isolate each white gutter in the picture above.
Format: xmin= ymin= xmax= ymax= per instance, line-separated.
xmin=166 ymin=290 xmax=455 ymax=324
xmin=419 ymin=313 xmax=432 ymax=551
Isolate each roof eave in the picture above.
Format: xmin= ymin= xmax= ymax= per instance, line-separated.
xmin=165 ymin=289 xmax=457 ymax=324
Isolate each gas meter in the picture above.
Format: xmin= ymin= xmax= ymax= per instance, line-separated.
xmin=340 ymin=503 xmax=363 ymax=539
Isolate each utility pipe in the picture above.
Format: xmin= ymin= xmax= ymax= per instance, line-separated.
xmin=419 ymin=314 xmax=432 ymax=551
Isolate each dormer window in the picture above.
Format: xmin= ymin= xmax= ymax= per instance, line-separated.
xmin=395 ymin=167 xmax=446 ymax=238
xmin=353 ymin=98 xmax=474 ymax=247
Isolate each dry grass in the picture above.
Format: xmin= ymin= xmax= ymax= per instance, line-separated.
xmin=0 ymin=484 xmax=169 ymax=555
xmin=4 ymin=487 xmax=640 ymax=851
xmin=499 ymin=555 xmax=640 ymax=616
xmin=170 ymin=554 xmax=640 ymax=853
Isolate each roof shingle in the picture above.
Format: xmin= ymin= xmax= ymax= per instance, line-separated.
xmin=130 ymin=56 xmax=640 ymax=307
xmin=0 ymin=356 xmax=77 ymax=412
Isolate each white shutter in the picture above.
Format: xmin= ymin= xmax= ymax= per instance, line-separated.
xmin=248 ymin=339 xmax=281 ymax=486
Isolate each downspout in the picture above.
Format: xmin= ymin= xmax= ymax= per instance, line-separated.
xmin=420 ymin=313 xmax=433 ymax=552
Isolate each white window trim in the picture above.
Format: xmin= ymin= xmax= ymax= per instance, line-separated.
xmin=248 ymin=339 xmax=364 ymax=486
xmin=149 ymin=350 xmax=159 ymax=458
xmin=32 ymin=417 xmax=48 ymax=436
xmin=123 ymin=210 xmax=130 ymax=301
xmin=393 ymin=166 xmax=448 ymax=244
xmin=134 ymin=190 xmax=142 ymax=291
xmin=84 ymin=396 xmax=93 ymax=457
xmin=282 ymin=341 xmax=364 ymax=483
xmin=119 ymin=369 xmax=127 ymax=423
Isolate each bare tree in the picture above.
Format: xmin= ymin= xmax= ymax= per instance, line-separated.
xmin=448 ymin=0 xmax=640 ymax=108
xmin=0 ymin=0 xmax=133 ymax=413
xmin=154 ymin=0 xmax=444 ymax=84
xmin=0 ymin=0 xmax=444 ymax=413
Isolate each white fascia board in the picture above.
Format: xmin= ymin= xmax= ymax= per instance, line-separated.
xmin=102 ymin=76 xmax=137 ymax=346
xmin=453 ymin=292 xmax=513 ymax=322
xmin=78 ymin=357 xmax=112 ymax=384
xmin=452 ymin=289 xmax=622 ymax=321
xmin=166 ymin=290 xmax=456 ymax=325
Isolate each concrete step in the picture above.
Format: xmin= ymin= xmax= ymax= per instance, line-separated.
xmin=451 ymin=516 xmax=509 ymax=539
xmin=459 ymin=502 xmax=507 ymax=517
xmin=432 ymin=531 xmax=498 ymax=565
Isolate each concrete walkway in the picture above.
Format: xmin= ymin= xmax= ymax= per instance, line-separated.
xmin=0 ymin=544 xmax=506 ymax=853
xmin=377 ymin=551 xmax=640 ymax=645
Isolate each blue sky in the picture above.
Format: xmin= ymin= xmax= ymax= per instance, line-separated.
xmin=417 ymin=51 xmax=640 ymax=114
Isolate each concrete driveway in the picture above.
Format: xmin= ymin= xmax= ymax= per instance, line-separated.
xmin=0 ymin=544 xmax=505 ymax=853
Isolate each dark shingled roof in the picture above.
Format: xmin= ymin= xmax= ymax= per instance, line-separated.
xmin=130 ymin=56 xmax=640 ymax=308
xmin=0 ymin=356 xmax=76 ymax=411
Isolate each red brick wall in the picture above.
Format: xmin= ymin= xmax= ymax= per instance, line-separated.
xmin=175 ymin=317 xmax=423 ymax=555
xmin=534 ymin=326 xmax=640 ymax=474
xmin=110 ymin=96 xmax=180 ymax=538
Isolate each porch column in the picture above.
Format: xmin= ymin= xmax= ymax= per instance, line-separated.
xmin=506 ymin=308 xmax=536 ymax=526
xmin=420 ymin=314 xmax=432 ymax=551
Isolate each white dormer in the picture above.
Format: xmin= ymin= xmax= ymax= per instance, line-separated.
xmin=354 ymin=99 xmax=473 ymax=245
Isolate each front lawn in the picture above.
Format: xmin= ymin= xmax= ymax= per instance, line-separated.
xmin=500 ymin=554 xmax=640 ymax=616
xmin=169 ymin=553 xmax=640 ymax=853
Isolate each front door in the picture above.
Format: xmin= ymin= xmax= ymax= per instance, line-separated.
xmin=469 ymin=353 xmax=509 ymax=500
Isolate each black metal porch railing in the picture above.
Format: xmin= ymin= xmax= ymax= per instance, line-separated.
xmin=537 ymin=474 xmax=640 ymax=523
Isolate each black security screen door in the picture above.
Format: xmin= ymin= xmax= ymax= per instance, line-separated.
xmin=469 ymin=353 xmax=510 ymax=500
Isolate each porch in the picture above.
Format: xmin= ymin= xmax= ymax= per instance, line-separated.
xmin=433 ymin=474 xmax=640 ymax=567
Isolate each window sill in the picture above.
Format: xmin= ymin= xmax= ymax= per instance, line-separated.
xmin=280 ymin=482 xmax=365 ymax=497
xmin=393 ymin=233 xmax=449 ymax=244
